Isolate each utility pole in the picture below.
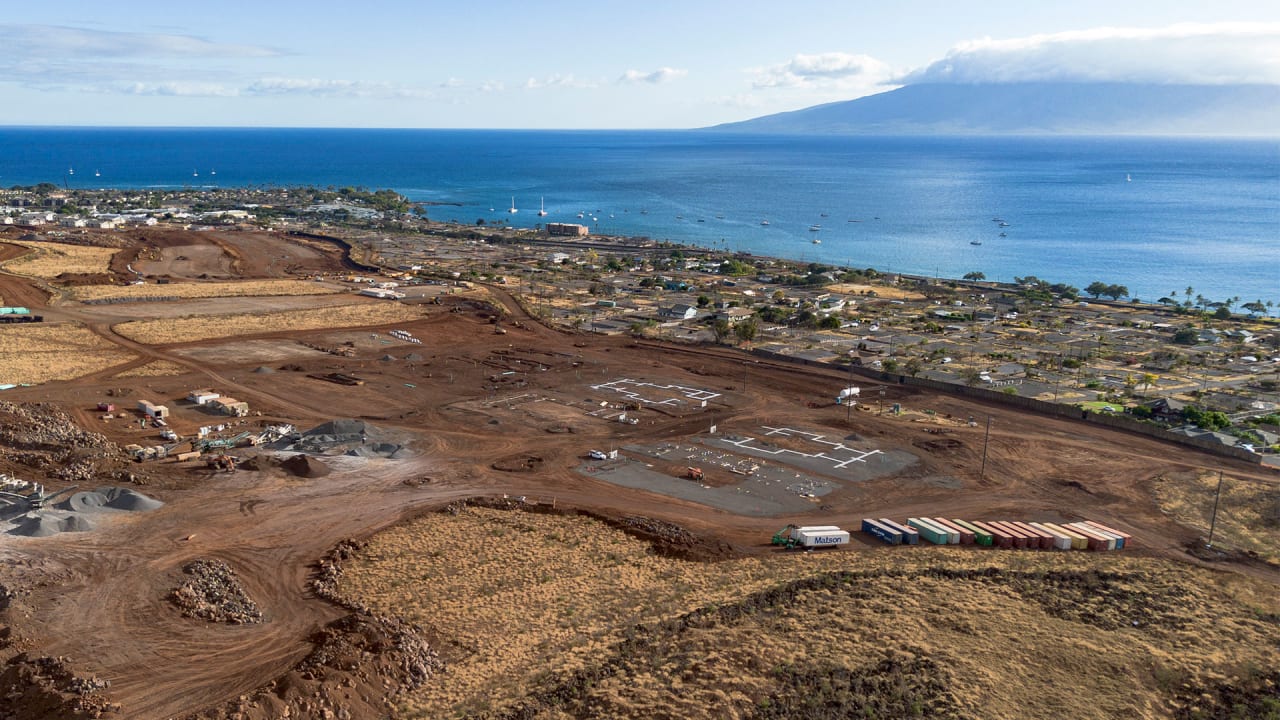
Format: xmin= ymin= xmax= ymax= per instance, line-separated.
xmin=1206 ymin=470 xmax=1225 ymax=548
xmin=979 ymin=415 xmax=992 ymax=480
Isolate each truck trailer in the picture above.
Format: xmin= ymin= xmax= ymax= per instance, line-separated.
xmin=771 ymin=524 xmax=850 ymax=549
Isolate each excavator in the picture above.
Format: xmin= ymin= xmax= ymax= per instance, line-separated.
xmin=685 ymin=467 xmax=704 ymax=482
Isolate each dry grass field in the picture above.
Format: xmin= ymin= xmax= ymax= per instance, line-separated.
xmin=0 ymin=241 xmax=118 ymax=278
xmin=1154 ymin=470 xmax=1280 ymax=564
xmin=112 ymin=302 xmax=427 ymax=344
xmin=826 ymin=282 xmax=927 ymax=301
xmin=0 ymin=324 xmax=135 ymax=383
xmin=338 ymin=505 xmax=1280 ymax=720
xmin=113 ymin=360 xmax=190 ymax=378
xmin=67 ymin=279 xmax=342 ymax=302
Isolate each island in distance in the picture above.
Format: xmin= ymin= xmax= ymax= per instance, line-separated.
xmin=707 ymin=82 xmax=1280 ymax=136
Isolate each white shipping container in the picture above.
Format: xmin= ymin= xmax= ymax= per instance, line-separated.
xmin=797 ymin=530 xmax=850 ymax=548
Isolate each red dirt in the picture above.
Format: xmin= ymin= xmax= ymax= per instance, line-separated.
xmin=0 ymin=231 xmax=1277 ymax=719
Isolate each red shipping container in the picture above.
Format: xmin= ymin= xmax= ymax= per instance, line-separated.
xmin=970 ymin=520 xmax=1013 ymax=549
xmin=932 ymin=517 xmax=974 ymax=545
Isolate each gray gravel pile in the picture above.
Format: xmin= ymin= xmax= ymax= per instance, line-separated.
xmin=169 ymin=559 xmax=264 ymax=625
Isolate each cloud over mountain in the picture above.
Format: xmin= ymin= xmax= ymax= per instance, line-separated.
xmin=753 ymin=52 xmax=893 ymax=89
xmin=900 ymin=22 xmax=1280 ymax=86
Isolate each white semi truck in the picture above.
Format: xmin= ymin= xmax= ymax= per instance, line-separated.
xmin=771 ymin=524 xmax=850 ymax=549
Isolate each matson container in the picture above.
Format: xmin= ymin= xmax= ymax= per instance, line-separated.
xmin=952 ymin=519 xmax=993 ymax=546
xmin=1010 ymin=522 xmax=1054 ymax=550
xmin=862 ymin=518 xmax=903 ymax=545
xmin=879 ymin=519 xmax=919 ymax=545
xmin=1082 ymin=521 xmax=1131 ymax=549
xmin=907 ymin=518 xmax=949 ymax=545
xmin=987 ymin=521 xmax=1029 ymax=549
xmin=1041 ymin=522 xmax=1088 ymax=550
xmin=932 ymin=518 xmax=974 ymax=545
xmin=970 ymin=521 xmax=1012 ymax=548
xmin=1027 ymin=522 xmax=1073 ymax=550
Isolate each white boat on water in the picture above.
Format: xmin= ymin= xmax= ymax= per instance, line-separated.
xmin=970 ymin=240 xmax=983 ymax=246
xmin=508 ymin=196 xmax=517 ymax=214
xmin=1126 ymin=174 xmax=1132 ymax=182
xmin=760 ymin=219 xmax=770 ymax=226
xmin=809 ymin=224 xmax=822 ymax=231
xmin=811 ymin=238 xmax=821 ymax=244
xmin=537 ymin=197 xmax=547 ymax=217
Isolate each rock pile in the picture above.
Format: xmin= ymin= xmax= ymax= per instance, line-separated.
xmin=0 ymin=402 xmax=120 ymax=481
xmin=169 ymin=560 xmax=264 ymax=625
xmin=0 ymin=654 xmax=119 ymax=720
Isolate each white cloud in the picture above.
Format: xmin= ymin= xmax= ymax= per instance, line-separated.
xmin=121 ymin=81 xmax=239 ymax=97
xmin=439 ymin=77 xmax=465 ymax=89
xmin=752 ymin=52 xmax=892 ymax=90
xmin=901 ymin=22 xmax=1280 ymax=85
xmin=524 ymin=74 xmax=596 ymax=90
xmin=479 ymin=80 xmax=506 ymax=93
xmin=245 ymin=78 xmax=431 ymax=99
xmin=0 ymin=24 xmax=281 ymax=59
xmin=618 ymin=67 xmax=688 ymax=84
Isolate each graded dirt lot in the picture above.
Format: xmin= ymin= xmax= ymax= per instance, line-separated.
xmin=0 ymin=230 xmax=1277 ymax=719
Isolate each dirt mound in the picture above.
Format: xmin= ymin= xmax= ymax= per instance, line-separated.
xmin=0 ymin=653 xmax=119 ymax=719
xmin=96 ymin=487 xmax=163 ymax=511
xmin=66 ymin=491 xmax=108 ymax=513
xmin=168 ymin=559 xmax=264 ymax=625
xmin=492 ymin=454 xmax=544 ymax=472
xmin=281 ymin=454 xmax=330 ymax=478
xmin=183 ymin=612 xmax=442 ymax=720
xmin=251 ymin=366 xmax=275 ymax=374
xmin=9 ymin=515 xmax=67 ymax=538
xmin=235 ymin=455 xmax=280 ymax=472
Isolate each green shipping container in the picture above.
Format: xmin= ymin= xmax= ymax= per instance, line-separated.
xmin=952 ymin=519 xmax=993 ymax=547
xmin=907 ymin=517 xmax=948 ymax=545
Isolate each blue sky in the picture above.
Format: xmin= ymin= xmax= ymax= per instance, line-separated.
xmin=2 ymin=0 xmax=1278 ymax=128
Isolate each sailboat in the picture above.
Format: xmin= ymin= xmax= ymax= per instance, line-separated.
xmin=68 ymin=167 xmax=74 ymax=176
xmin=507 ymin=196 xmax=517 ymax=214
xmin=537 ymin=197 xmax=547 ymax=217
xmin=210 ymin=169 xmax=217 ymax=177
xmin=1126 ymin=173 xmax=1132 ymax=182
xmin=193 ymin=170 xmax=199 ymax=178
xmin=94 ymin=170 xmax=101 ymax=178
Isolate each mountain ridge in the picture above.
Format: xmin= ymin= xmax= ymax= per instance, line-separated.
xmin=706 ymin=82 xmax=1280 ymax=136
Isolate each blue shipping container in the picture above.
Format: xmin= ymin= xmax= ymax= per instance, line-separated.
xmin=861 ymin=518 xmax=902 ymax=545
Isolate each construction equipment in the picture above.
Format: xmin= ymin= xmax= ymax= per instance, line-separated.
xmin=0 ymin=483 xmax=79 ymax=517
xmin=205 ymin=454 xmax=237 ymax=473
xmin=771 ymin=524 xmax=850 ymax=549
xmin=685 ymin=467 xmax=704 ymax=482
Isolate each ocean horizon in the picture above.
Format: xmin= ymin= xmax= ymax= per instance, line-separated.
xmin=2 ymin=127 xmax=1277 ymax=307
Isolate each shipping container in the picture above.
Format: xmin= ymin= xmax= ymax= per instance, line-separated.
xmin=951 ymin=519 xmax=993 ymax=546
xmin=1041 ymin=522 xmax=1089 ymax=550
xmin=878 ymin=518 xmax=919 ymax=545
xmin=987 ymin=521 xmax=1029 ymax=549
xmin=1074 ymin=523 xmax=1122 ymax=550
xmin=1027 ymin=522 xmax=1073 ymax=550
xmin=932 ymin=518 xmax=974 ymax=545
xmin=1064 ymin=523 xmax=1110 ymax=551
xmin=970 ymin=520 xmax=1012 ymax=548
xmin=1010 ymin=522 xmax=1054 ymax=550
xmin=923 ymin=517 xmax=960 ymax=545
xmin=908 ymin=517 xmax=949 ymax=545
xmin=862 ymin=518 xmax=902 ymax=545
xmin=1082 ymin=520 xmax=1131 ymax=549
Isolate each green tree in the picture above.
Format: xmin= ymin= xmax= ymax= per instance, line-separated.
xmin=734 ymin=318 xmax=759 ymax=344
xmin=1104 ymin=284 xmax=1129 ymax=301
xmin=904 ymin=357 xmax=923 ymax=377
xmin=1172 ymin=327 xmax=1198 ymax=345
xmin=712 ymin=318 xmax=732 ymax=343
xmin=696 ymin=294 xmax=711 ymax=308
xmin=1213 ymin=306 xmax=1232 ymax=320
xmin=1086 ymin=281 xmax=1109 ymax=298
xmin=963 ymin=271 xmax=985 ymax=281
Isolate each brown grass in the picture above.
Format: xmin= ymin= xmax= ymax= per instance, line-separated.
xmin=1153 ymin=470 xmax=1280 ymax=564
xmin=0 ymin=325 xmax=135 ymax=383
xmin=113 ymin=360 xmax=189 ymax=378
xmin=112 ymin=302 xmax=426 ymax=344
xmin=826 ymin=282 xmax=926 ymax=301
xmin=337 ymin=505 xmax=1280 ymax=720
xmin=1 ymin=241 xmax=118 ymax=278
xmin=68 ymin=280 xmax=341 ymax=302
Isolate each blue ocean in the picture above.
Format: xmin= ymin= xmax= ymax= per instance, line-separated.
xmin=2 ymin=127 xmax=1276 ymax=306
